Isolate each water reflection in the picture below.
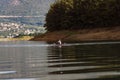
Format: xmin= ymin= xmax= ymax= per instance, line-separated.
xmin=0 ymin=41 xmax=120 ymax=80
xmin=47 ymin=42 xmax=120 ymax=80
xmin=0 ymin=41 xmax=48 ymax=79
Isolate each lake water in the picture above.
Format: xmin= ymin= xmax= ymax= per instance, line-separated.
xmin=0 ymin=41 xmax=120 ymax=80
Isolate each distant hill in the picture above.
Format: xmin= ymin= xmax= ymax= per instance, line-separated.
xmin=0 ymin=0 xmax=55 ymax=26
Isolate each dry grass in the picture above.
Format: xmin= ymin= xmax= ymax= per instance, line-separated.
xmin=31 ymin=27 xmax=120 ymax=42
xmin=0 ymin=36 xmax=33 ymax=41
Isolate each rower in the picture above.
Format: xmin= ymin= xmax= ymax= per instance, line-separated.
xmin=58 ymin=40 xmax=62 ymax=45
xmin=57 ymin=40 xmax=62 ymax=48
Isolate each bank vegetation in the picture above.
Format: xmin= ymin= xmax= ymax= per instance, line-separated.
xmin=32 ymin=0 xmax=120 ymax=42
xmin=45 ymin=0 xmax=120 ymax=30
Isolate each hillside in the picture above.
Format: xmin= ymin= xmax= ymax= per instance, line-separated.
xmin=31 ymin=27 xmax=120 ymax=42
xmin=0 ymin=0 xmax=55 ymax=25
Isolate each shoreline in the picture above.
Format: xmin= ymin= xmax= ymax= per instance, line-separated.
xmin=0 ymin=36 xmax=33 ymax=41
xmin=31 ymin=27 xmax=120 ymax=43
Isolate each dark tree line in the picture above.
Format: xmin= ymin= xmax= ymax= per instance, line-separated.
xmin=45 ymin=0 xmax=120 ymax=31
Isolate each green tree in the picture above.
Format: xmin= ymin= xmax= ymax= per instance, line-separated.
xmin=45 ymin=0 xmax=73 ymax=30
xmin=45 ymin=0 xmax=120 ymax=31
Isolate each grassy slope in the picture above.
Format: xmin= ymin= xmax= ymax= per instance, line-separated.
xmin=31 ymin=27 xmax=120 ymax=42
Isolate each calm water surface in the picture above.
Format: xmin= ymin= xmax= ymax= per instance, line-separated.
xmin=0 ymin=41 xmax=120 ymax=80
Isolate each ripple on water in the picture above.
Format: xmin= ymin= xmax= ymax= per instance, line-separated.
xmin=0 ymin=41 xmax=120 ymax=80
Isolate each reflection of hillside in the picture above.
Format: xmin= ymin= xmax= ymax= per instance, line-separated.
xmin=0 ymin=41 xmax=48 ymax=79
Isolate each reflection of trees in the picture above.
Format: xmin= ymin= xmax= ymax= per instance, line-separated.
xmin=48 ymin=46 xmax=79 ymax=61
xmin=47 ymin=43 xmax=120 ymax=75
xmin=79 ymin=44 xmax=120 ymax=57
xmin=48 ymin=44 xmax=120 ymax=62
